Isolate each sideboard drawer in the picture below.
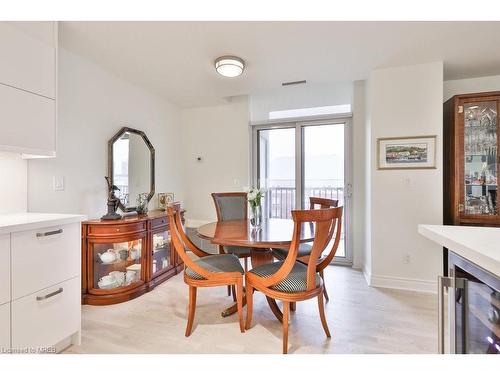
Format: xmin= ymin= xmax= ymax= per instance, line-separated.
xmin=0 ymin=235 xmax=9 ymax=305
xmin=151 ymin=216 xmax=168 ymax=229
xmin=11 ymin=223 xmax=80 ymax=300
xmin=0 ymin=302 xmax=10 ymax=352
xmin=11 ymin=277 xmax=79 ymax=351
xmin=88 ymin=222 xmax=146 ymax=236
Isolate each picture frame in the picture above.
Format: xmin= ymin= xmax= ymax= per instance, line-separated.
xmin=158 ymin=193 xmax=167 ymax=210
xmin=377 ymin=135 xmax=437 ymax=170
xmin=158 ymin=193 xmax=175 ymax=210
xmin=165 ymin=193 xmax=174 ymax=205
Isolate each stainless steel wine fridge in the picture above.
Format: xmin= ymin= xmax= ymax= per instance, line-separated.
xmin=439 ymin=252 xmax=500 ymax=354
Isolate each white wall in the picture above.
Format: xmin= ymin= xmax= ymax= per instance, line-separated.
xmin=180 ymin=97 xmax=250 ymax=225
xmin=444 ymin=74 xmax=500 ymax=101
xmin=0 ymin=152 xmax=27 ymax=214
xmin=366 ymin=62 xmax=444 ymax=293
xmin=27 ymin=49 xmax=183 ymax=219
xmin=250 ymin=81 xmax=353 ymax=123
xmin=351 ymin=80 xmax=366 ymax=269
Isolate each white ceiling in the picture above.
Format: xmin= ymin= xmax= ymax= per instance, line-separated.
xmin=60 ymin=21 xmax=500 ymax=108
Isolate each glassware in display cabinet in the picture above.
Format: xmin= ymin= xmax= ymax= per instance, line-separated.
xmin=464 ymin=101 xmax=498 ymax=216
xmin=93 ymin=239 xmax=142 ymax=290
xmin=152 ymin=230 xmax=172 ymax=276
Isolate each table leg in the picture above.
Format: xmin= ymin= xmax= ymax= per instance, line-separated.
xmin=221 ymin=292 xmax=246 ymax=317
xmin=250 ymin=248 xmax=274 ymax=268
xmin=266 ymin=297 xmax=283 ymax=322
xmin=221 ymin=249 xmax=284 ymax=322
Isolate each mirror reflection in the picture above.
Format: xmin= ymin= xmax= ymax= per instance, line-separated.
xmin=112 ymin=130 xmax=152 ymax=209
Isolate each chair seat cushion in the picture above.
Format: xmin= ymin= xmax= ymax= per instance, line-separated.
xmin=271 ymin=243 xmax=313 ymax=260
xmin=249 ymin=261 xmax=321 ymax=293
xmin=185 ymin=254 xmax=244 ymax=280
xmin=224 ymin=246 xmax=252 ymax=257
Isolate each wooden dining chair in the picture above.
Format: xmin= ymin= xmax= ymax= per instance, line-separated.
xmin=246 ymin=206 xmax=343 ymax=354
xmin=272 ymin=197 xmax=338 ymax=302
xmin=212 ymin=192 xmax=253 ymax=298
xmin=166 ymin=204 xmax=245 ymax=336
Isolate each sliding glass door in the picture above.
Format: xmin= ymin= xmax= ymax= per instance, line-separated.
xmin=253 ymin=118 xmax=351 ymax=263
xmin=258 ymin=127 xmax=296 ymax=219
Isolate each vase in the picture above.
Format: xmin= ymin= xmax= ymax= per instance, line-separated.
xmin=250 ymin=204 xmax=262 ymax=229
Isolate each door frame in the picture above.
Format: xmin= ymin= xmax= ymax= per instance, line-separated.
xmin=250 ymin=116 xmax=353 ymax=265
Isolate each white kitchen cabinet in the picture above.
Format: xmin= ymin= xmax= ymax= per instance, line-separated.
xmin=0 ymin=303 xmax=9 ymax=352
xmin=0 ymin=213 xmax=85 ymax=354
xmin=12 ymin=277 xmax=80 ymax=351
xmin=11 ymin=223 xmax=80 ymax=300
xmin=0 ymin=235 xmax=9 ymax=305
xmin=0 ymin=22 xmax=56 ymax=99
xmin=0 ymin=83 xmax=55 ymax=156
xmin=0 ymin=21 xmax=57 ymax=157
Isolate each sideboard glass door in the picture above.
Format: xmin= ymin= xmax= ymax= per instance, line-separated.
xmin=462 ymin=100 xmax=499 ymax=218
xmin=93 ymin=239 xmax=143 ymax=290
xmin=152 ymin=229 xmax=173 ymax=277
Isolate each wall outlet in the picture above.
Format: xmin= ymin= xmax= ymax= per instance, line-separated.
xmin=403 ymin=253 xmax=411 ymax=264
xmin=53 ymin=176 xmax=64 ymax=191
xmin=233 ymin=179 xmax=240 ymax=186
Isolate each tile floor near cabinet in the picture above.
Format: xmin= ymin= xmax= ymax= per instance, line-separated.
xmin=65 ymin=266 xmax=437 ymax=354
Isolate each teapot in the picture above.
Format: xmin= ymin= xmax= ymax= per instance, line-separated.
xmin=130 ymin=248 xmax=140 ymax=260
xmin=98 ymin=249 xmax=116 ymax=264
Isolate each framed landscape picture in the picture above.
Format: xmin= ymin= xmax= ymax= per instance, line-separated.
xmin=377 ymin=135 xmax=437 ymax=170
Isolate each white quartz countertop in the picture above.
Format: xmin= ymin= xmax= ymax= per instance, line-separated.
xmin=418 ymin=224 xmax=500 ymax=277
xmin=0 ymin=212 xmax=87 ymax=235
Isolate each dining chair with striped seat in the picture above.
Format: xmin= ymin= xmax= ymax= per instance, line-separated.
xmin=245 ymin=206 xmax=343 ymax=354
xmin=271 ymin=196 xmax=338 ymax=302
xmin=212 ymin=192 xmax=253 ymax=299
xmin=167 ymin=203 xmax=245 ymax=336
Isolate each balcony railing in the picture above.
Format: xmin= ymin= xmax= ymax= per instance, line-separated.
xmin=264 ymin=186 xmax=344 ymax=219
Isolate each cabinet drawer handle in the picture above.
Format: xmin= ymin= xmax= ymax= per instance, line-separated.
xmin=36 ymin=287 xmax=63 ymax=301
xmin=36 ymin=229 xmax=63 ymax=238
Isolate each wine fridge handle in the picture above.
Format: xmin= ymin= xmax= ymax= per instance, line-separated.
xmin=438 ymin=275 xmax=453 ymax=354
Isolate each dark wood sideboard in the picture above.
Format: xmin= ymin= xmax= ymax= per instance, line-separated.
xmin=81 ymin=209 xmax=185 ymax=305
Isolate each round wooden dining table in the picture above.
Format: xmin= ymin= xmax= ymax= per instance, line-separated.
xmin=197 ymin=218 xmax=315 ymax=321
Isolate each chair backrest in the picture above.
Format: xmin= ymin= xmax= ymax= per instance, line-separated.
xmin=309 ymin=196 xmax=339 ymax=209
xmin=167 ymin=203 xmax=229 ymax=281
xmin=285 ymin=207 xmax=343 ymax=292
xmin=308 ymin=197 xmax=339 ymax=250
xmin=211 ymin=192 xmax=248 ymax=221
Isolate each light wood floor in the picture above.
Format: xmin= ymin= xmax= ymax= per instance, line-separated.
xmin=65 ymin=266 xmax=437 ymax=354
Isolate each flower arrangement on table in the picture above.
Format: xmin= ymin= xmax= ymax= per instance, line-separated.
xmin=245 ymin=187 xmax=263 ymax=228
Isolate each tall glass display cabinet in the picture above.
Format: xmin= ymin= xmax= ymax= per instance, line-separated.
xmin=443 ymin=91 xmax=500 ymax=272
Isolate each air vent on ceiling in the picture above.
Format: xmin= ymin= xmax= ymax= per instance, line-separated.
xmin=281 ymin=80 xmax=307 ymax=86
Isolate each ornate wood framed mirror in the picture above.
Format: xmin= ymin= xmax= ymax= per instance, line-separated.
xmin=108 ymin=126 xmax=155 ymax=212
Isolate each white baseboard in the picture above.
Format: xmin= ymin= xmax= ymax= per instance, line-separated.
xmin=362 ymin=266 xmax=372 ymax=286
xmin=369 ymin=273 xmax=437 ymax=294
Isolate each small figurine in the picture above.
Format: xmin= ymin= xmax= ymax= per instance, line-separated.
xmin=101 ymin=176 xmax=122 ymax=220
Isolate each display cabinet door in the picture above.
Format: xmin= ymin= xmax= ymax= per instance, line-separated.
xmin=151 ymin=228 xmax=174 ymax=278
xmin=88 ymin=235 xmax=146 ymax=294
xmin=459 ymin=97 xmax=500 ymax=223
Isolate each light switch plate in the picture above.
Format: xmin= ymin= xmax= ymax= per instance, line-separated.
xmin=53 ymin=176 xmax=64 ymax=191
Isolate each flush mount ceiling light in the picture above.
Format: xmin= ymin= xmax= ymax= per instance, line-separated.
xmin=214 ymin=56 xmax=245 ymax=78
